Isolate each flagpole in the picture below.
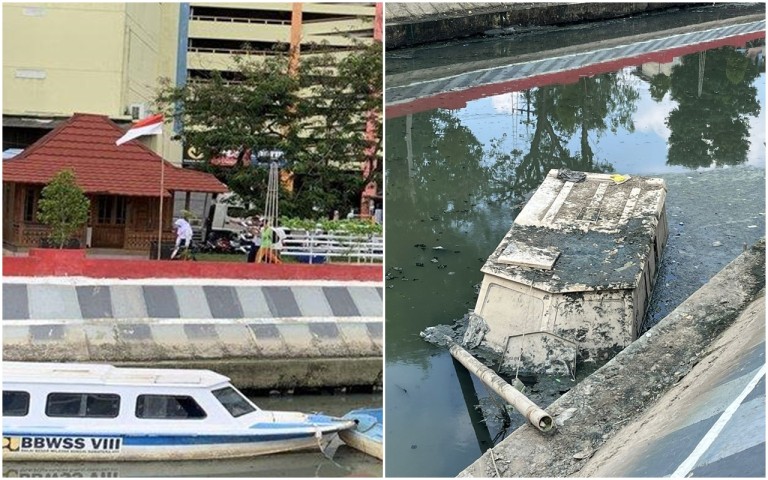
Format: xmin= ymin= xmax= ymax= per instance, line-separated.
xmin=114 ymin=113 xmax=165 ymax=259
xmin=157 ymin=158 xmax=165 ymax=260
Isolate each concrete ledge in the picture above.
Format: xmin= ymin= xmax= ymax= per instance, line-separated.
xmin=386 ymin=3 xmax=699 ymax=49
xmin=460 ymin=239 xmax=765 ymax=477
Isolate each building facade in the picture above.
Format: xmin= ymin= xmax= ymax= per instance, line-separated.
xmin=4 ymin=3 xmax=377 ymax=161
xmin=3 ymin=3 xmax=181 ymax=160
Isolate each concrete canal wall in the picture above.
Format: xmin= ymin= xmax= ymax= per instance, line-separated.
xmin=386 ymin=2 xmax=701 ymax=49
xmin=3 ymin=250 xmax=383 ymax=389
xmin=3 ymin=278 xmax=382 ymax=389
xmin=460 ymin=239 xmax=765 ymax=477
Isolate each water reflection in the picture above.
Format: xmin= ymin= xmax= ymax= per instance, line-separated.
xmin=3 ymin=447 xmax=377 ymax=478
xmin=661 ymin=46 xmax=764 ymax=168
xmin=386 ymin=20 xmax=765 ymax=477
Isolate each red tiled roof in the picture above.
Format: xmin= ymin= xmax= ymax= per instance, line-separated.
xmin=3 ymin=113 xmax=228 ymax=197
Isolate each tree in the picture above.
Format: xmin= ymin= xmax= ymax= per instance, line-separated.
xmin=37 ymin=169 xmax=91 ymax=249
xmin=155 ymin=41 xmax=382 ymax=219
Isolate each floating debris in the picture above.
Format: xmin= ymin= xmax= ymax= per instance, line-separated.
xmin=416 ymin=262 xmax=424 ymax=267
xmin=430 ymin=258 xmax=439 ymax=263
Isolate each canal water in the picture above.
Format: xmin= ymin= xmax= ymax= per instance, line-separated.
xmin=385 ymin=8 xmax=765 ymax=478
xmin=3 ymin=392 xmax=382 ymax=477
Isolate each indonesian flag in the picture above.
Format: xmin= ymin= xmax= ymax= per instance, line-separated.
xmin=115 ymin=113 xmax=164 ymax=146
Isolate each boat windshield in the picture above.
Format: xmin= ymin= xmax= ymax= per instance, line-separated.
xmin=212 ymin=386 xmax=257 ymax=417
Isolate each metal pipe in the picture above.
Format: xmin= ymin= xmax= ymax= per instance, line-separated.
xmin=442 ymin=334 xmax=554 ymax=432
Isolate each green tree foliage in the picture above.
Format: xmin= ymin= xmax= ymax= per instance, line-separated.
xmin=37 ymin=169 xmax=91 ymax=249
xmin=155 ymin=41 xmax=382 ymax=219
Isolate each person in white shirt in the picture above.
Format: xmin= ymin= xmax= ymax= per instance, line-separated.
xmin=171 ymin=217 xmax=193 ymax=259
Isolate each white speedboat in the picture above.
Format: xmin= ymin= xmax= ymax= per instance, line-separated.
xmin=2 ymin=362 xmax=355 ymax=461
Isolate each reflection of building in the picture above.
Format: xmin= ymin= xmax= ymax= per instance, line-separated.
xmin=639 ymin=58 xmax=683 ymax=78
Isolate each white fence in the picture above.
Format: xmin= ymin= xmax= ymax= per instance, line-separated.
xmin=280 ymin=230 xmax=383 ymax=264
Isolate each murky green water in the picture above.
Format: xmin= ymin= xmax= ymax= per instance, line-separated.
xmin=385 ymin=10 xmax=765 ymax=477
xmin=4 ymin=393 xmax=382 ymax=478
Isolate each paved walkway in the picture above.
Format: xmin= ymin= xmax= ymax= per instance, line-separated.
xmin=580 ymin=297 xmax=765 ymax=477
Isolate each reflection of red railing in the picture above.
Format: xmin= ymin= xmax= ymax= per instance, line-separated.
xmin=386 ymin=30 xmax=765 ymax=119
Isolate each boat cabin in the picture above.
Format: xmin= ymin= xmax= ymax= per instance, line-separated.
xmin=3 ymin=361 xmax=258 ymax=428
xmin=472 ymin=169 xmax=668 ymax=375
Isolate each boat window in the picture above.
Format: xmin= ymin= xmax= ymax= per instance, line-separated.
xmin=45 ymin=393 xmax=120 ymax=418
xmin=212 ymin=386 xmax=256 ymax=417
xmin=135 ymin=395 xmax=207 ymax=420
xmin=3 ymin=390 xmax=30 ymax=417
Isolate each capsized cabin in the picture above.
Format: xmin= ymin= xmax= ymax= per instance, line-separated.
xmin=472 ymin=169 xmax=668 ymax=375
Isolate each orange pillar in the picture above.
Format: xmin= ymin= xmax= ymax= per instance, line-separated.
xmin=360 ymin=3 xmax=383 ymax=219
xmin=290 ymin=3 xmax=303 ymax=76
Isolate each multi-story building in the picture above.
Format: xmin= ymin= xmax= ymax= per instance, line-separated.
xmin=3 ymin=2 xmax=377 ymax=162
xmin=3 ymin=3 xmax=181 ymax=160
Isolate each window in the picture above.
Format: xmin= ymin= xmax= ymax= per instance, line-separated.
xmin=23 ymin=189 xmax=38 ymax=222
xmin=212 ymin=387 xmax=256 ymax=418
xmin=46 ymin=393 xmax=120 ymax=418
xmin=3 ymin=391 xmax=30 ymax=417
xmin=136 ymin=395 xmax=207 ymax=419
xmin=96 ymin=196 xmax=127 ymax=225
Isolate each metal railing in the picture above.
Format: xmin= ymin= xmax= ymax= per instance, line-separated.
xmin=280 ymin=230 xmax=382 ymax=264
xmin=190 ymin=14 xmax=290 ymax=26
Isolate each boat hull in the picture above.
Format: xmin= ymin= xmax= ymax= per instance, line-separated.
xmin=2 ymin=430 xmax=347 ymax=462
xmin=338 ymin=408 xmax=383 ymax=460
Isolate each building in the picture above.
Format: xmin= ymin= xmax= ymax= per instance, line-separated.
xmin=3 ymin=114 xmax=227 ymax=250
xmin=4 ymin=2 xmax=380 ymax=218
xmin=3 ymin=3 xmax=181 ymax=160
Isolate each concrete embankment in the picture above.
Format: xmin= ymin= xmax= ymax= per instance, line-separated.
xmin=460 ymin=239 xmax=765 ymax=477
xmin=3 ymin=278 xmax=382 ymax=389
xmin=3 ymin=249 xmax=383 ymax=390
xmin=386 ymin=2 xmax=700 ymax=49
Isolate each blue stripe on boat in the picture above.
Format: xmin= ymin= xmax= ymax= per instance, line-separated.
xmin=123 ymin=433 xmax=312 ymax=445
xmin=3 ymin=432 xmax=316 ymax=445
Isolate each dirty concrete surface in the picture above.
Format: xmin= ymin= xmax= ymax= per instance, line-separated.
xmin=459 ymin=240 xmax=765 ymax=477
xmin=385 ymin=2 xmax=698 ymax=49
xmin=577 ymin=293 xmax=765 ymax=477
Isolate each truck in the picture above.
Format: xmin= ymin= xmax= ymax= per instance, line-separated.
xmin=202 ymin=193 xmax=253 ymax=242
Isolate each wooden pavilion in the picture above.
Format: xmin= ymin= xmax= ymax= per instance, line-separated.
xmin=3 ymin=113 xmax=227 ymax=250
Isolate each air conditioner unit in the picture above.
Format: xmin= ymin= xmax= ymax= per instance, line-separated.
xmin=129 ymin=103 xmax=146 ymax=120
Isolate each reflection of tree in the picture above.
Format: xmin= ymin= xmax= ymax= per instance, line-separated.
xmin=653 ymin=47 xmax=761 ymax=168
xmin=387 ymin=71 xmax=640 ymax=363
xmin=489 ymin=73 xmax=637 ymax=197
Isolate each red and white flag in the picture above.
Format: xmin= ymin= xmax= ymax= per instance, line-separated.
xmin=115 ymin=113 xmax=164 ymax=146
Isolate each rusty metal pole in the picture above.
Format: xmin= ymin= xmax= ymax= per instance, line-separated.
xmin=443 ymin=335 xmax=554 ymax=432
